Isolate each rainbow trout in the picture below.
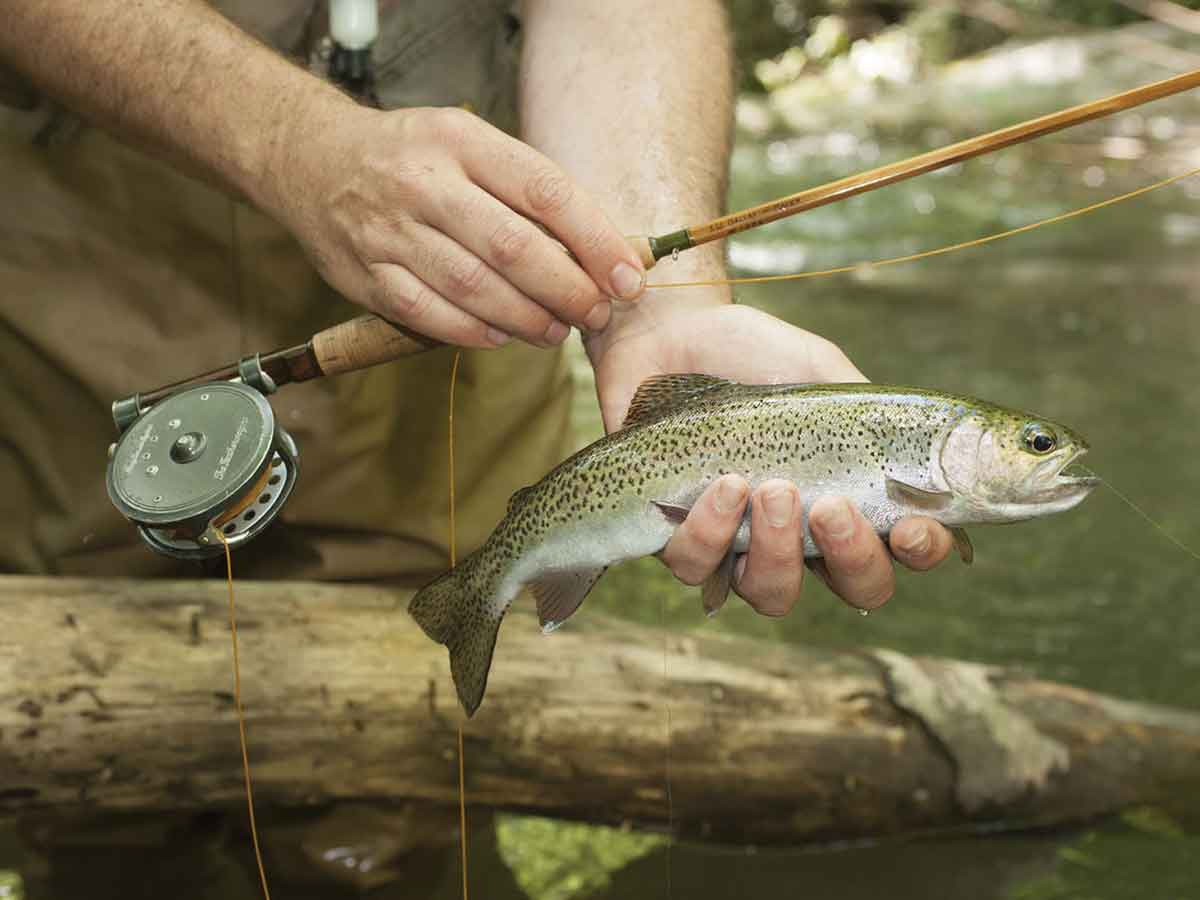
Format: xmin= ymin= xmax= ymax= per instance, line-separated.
xmin=410 ymin=376 xmax=1097 ymax=715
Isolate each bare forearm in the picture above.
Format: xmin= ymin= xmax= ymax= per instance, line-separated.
xmin=519 ymin=0 xmax=735 ymax=289
xmin=0 ymin=0 xmax=352 ymax=209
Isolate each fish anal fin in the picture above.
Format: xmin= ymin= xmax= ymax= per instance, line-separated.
xmin=950 ymin=526 xmax=975 ymax=565
xmin=622 ymin=374 xmax=739 ymax=429
xmin=886 ymin=477 xmax=954 ymax=514
xmin=530 ymin=567 xmax=607 ymax=634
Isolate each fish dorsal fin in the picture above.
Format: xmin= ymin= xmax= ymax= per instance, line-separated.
xmin=622 ymin=374 xmax=740 ymax=429
xmin=506 ymin=484 xmax=535 ymax=514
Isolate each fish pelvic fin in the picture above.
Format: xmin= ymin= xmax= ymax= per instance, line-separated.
xmin=409 ymin=562 xmax=506 ymax=717
xmin=531 ymin=567 xmax=608 ymax=633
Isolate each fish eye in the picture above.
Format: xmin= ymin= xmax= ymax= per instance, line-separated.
xmin=1023 ymin=424 xmax=1057 ymax=455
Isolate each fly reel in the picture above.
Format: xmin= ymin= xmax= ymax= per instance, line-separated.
xmin=106 ymin=357 xmax=299 ymax=560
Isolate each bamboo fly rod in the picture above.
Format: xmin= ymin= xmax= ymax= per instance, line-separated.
xmin=642 ymin=66 xmax=1200 ymax=260
xmin=132 ymin=67 xmax=1200 ymax=402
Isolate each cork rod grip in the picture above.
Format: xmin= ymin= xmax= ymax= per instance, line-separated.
xmin=311 ymin=315 xmax=440 ymax=376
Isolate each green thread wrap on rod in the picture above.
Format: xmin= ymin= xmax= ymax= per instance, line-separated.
xmin=648 ymin=229 xmax=694 ymax=261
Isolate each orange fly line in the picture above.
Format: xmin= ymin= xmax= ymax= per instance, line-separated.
xmin=216 ymin=530 xmax=272 ymax=900
xmin=447 ymin=349 xmax=469 ymax=900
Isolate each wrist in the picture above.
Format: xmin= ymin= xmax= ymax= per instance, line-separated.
xmin=244 ymin=81 xmax=364 ymax=226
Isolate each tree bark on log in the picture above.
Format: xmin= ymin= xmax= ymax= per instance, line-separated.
xmin=1 ymin=575 xmax=1198 ymax=844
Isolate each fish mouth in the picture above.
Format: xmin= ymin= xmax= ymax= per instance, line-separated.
xmin=1055 ymin=448 xmax=1100 ymax=487
xmin=1031 ymin=447 xmax=1100 ymax=506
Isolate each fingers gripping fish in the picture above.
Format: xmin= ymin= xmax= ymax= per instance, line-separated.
xmin=409 ymin=375 xmax=1097 ymax=716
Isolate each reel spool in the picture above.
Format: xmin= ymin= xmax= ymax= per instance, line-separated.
xmin=106 ymin=364 xmax=299 ymax=560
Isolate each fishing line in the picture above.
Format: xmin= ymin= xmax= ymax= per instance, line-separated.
xmin=447 ymin=349 xmax=470 ymax=900
xmin=1092 ymin=472 xmax=1200 ymax=563
xmin=216 ymin=529 xmax=273 ymax=900
xmin=648 ymin=166 xmax=1200 ymax=290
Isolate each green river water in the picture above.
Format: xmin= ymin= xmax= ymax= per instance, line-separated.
xmin=4 ymin=23 xmax=1199 ymax=900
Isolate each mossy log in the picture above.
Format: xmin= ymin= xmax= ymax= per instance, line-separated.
xmin=2 ymin=575 xmax=1198 ymax=843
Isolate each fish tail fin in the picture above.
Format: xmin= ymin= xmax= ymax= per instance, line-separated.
xmin=409 ymin=559 xmax=505 ymax=717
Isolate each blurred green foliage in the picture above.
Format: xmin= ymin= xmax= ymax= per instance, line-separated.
xmin=731 ymin=0 xmax=1200 ymax=91
xmin=0 ymin=871 xmax=23 ymax=900
xmin=1008 ymin=0 xmax=1197 ymax=27
xmin=494 ymin=816 xmax=664 ymax=900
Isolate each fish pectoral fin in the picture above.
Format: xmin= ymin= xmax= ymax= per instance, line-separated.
xmin=950 ymin=526 xmax=975 ymax=565
xmin=702 ymin=551 xmax=737 ymax=617
xmin=652 ymin=500 xmax=692 ymax=525
xmin=885 ymin=477 xmax=954 ymax=513
xmin=530 ymin=567 xmax=608 ymax=634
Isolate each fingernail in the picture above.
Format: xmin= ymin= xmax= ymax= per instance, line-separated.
xmin=817 ymin=498 xmax=854 ymax=541
xmin=583 ymin=301 xmax=611 ymax=332
xmin=763 ymin=485 xmax=795 ymax=527
xmin=609 ymin=261 xmax=645 ymax=301
xmin=714 ymin=476 xmax=747 ymax=514
xmin=543 ymin=320 xmax=571 ymax=345
xmin=486 ymin=327 xmax=511 ymax=346
xmin=898 ymin=528 xmax=931 ymax=557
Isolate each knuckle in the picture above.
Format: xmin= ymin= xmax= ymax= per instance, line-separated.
xmin=575 ymin=222 xmax=609 ymax=255
xmin=426 ymin=106 xmax=473 ymax=143
xmin=382 ymin=280 xmax=434 ymax=324
xmin=488 ymin=218 xmax=533 ymax=267
xmin=739 ymin=576 xmax=799 ymax=617
xmin=834 ymin=543 xmax=879 ymax=579
xmin=555 ymin=279 xmax=601 ymax=323
xmin=758 ymin=523 xmax=802 ymax=566
xmin=688 ymin=525 xmax=731 ymax=559
xmin=768 ymin=543 xmax=800 ymax=567
xmin=524 ymin=167 xmax=574 ymax=216
xmin=670 ymin=562 xmax=706 ymax=587
xmin=444 ymin=255 xmax=490 ymax=298
xmin=856 ymin=580 xmax=895 ymax=609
